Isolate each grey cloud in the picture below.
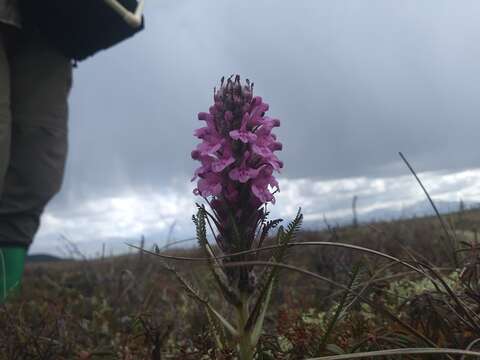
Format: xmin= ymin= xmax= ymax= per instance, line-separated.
xmin=62 ymin=1 xmax=480 ymax=197
xmin=42 ymin=1 xmax=480 ymax=241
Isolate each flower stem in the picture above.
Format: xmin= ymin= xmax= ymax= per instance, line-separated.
xmin=237 ymin=295 xmax=254 ymax=360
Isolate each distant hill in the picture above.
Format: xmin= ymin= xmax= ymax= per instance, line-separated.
xmin=26 ymin=254 xmax=66 ymax=263
xmin=304 ymin=199 xmax=480 ymax=229
xmin=27 ymin=201 xmax=480 ymax=260
xmin=364 ymin=199 xmax=479 ymax=221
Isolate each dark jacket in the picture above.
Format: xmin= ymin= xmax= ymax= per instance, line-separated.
xmin=0 ymin=0 xmax=20 ymax=28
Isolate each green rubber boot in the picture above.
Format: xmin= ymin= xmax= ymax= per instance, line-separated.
xmin=0 ymin=246 xmax=27 ymax=303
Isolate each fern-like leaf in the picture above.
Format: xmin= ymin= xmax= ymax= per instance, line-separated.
xmin=195 ymin=207 xmax=241 ymax=307
xmin=257 ymin=218 xmax=283 ymax=255
xmin=315 ymin=261 xmax=364 ymax=355
xmin=245 ymin=209 xmax=303 ymax=341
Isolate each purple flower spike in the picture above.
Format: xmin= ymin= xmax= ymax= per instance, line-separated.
xmin=192 ymin=75 xmax=282 ymax=204
xmin=192 ymin=76 xmax=283 ymax=291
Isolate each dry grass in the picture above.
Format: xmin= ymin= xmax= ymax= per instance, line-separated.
xmin=1 ymin=208 xmax=480 ymax=359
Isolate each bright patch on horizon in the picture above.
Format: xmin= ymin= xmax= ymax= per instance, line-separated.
xmin=33 ymin=168 xmax=480 ymax=255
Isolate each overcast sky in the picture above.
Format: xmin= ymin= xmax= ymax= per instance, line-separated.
xmin=31 ymin=1 xmax=480 ymax=255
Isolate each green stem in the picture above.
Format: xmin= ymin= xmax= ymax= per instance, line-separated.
xmin=237 ymin=295 xmax=254 ymax=360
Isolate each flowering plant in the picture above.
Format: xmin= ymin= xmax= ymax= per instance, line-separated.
xmin=191 ymin=75 xmax=289 ymax=290
xmin=168 ymin=76 xmax=301 ymax=359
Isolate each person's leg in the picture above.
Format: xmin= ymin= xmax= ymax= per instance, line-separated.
xmin=0 ymin=246 xmax=26 ymax=303
xmin=0 ymin=30 xmax=72 ymax=254
xmin=0 ymin=29 xmax=11 ymax=195
xmin=0 ymin=27 xmax=28 ymax=304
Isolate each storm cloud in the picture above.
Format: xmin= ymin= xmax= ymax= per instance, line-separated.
xmin=31 ymin=1 xmax=480 ymax=254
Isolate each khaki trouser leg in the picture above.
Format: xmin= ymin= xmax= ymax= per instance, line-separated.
xmin=0 ymin=32 xmax=11 ymax=195
xmin=0 ymin=30 xmax=72 ymax=247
